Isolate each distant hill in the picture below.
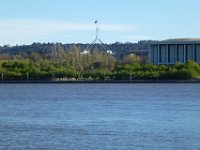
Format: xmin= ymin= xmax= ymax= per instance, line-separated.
xmin=0 ymin=40 xmax=156 ymax=58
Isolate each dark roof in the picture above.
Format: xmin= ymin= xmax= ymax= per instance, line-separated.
xmin=151 ymin=38 xmax=200 ymax=45
xmin=163 ymin=38 xmax=200 ymax=42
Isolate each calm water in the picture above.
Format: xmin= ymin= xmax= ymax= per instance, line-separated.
xmin=0 ymin=83 xmax=200 ymax=150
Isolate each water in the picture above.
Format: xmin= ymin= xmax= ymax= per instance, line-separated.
xmin=0 ymin=83 xmax=200 ymax=150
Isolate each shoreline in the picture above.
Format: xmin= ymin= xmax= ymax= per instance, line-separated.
xmin=0 ymin=79 xmax=200 ymax=84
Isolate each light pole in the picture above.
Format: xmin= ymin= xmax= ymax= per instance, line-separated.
xmin=130 ymin=71 xmax=132 ymax=81
xmin=1 ymin=72 xmax=3 ymax=81
xmin=52 ymin=73 xmax=55 ymax=79
xmin=26 ymin=73 xmax=29 ymax=80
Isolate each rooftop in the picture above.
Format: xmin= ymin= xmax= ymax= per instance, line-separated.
xmin=163 ymin=38 xmax=200 ymax=42
xmin=151 ymin=38 xmax=200 ymax=44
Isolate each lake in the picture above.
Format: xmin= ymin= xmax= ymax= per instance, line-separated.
xmin=0 ymin=83 xmax=200 ymax=150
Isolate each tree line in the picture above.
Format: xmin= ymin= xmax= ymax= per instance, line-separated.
xmin=0 ymin=45 xmax=200 ymax=80
xmin=0 ymin=41 xmax=151 ymax=59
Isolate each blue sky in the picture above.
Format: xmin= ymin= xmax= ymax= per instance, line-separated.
xmin=0 ymin=0 xmax=200 ymax=45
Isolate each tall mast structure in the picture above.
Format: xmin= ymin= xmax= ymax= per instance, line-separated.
xmin=82 ymin=21 xmax=112 ymax=54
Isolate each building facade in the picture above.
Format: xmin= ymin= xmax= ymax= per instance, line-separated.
xmin=150 ymin=38 xmax=200 ymax=64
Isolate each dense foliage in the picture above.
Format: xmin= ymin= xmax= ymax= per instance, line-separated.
xmin=112 ymin=61 xmax=200 ymax=80
xmin=0 ymin=45 xmax=200 ymax=80
xmin=0 ymin=46 xmax=116 ymax=80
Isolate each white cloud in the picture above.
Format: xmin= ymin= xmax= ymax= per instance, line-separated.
xmin=0 ymin=19 xmax=138 ymax=33
xmin=0 ymin=19 xmax=139 ymax=45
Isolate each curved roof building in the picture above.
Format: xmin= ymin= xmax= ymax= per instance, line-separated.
xmin=150 ymin=38 xmax=200 ymax=64
xmin=162 ymin=38 xmax=200 ymax=43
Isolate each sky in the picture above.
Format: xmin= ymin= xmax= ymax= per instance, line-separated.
xmin=0 ymin=0 xmax=200 ymax=45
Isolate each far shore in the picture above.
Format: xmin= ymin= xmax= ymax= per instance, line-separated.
xmin=1 ymin=79 xmax=200 ymax=84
